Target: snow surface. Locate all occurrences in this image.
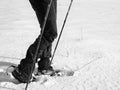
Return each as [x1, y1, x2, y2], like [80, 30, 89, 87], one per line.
[0, 0, 120, 90]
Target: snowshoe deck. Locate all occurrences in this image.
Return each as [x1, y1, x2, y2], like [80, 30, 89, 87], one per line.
[0, 67, 20, 84]
[34, 68, 74, 77]
[32, 69, 74, 82]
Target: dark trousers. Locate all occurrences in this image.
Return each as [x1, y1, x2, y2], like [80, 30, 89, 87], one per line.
[17, 0, 57, 76]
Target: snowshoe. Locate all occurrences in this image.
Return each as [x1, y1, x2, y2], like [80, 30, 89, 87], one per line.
[34, 68, 74, 77]
[0, 65, 20, 84]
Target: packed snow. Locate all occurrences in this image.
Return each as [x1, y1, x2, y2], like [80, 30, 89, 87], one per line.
[0, 0, 120, 90]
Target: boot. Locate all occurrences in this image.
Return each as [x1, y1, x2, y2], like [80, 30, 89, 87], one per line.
[12, 63, 34, 83]
[37, 57, 54, 75]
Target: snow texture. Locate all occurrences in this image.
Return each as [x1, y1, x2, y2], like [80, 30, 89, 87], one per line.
[0, 0, 120, 90]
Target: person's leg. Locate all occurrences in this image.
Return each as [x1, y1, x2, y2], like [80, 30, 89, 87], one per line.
[30, 0, 57, 71]
[37, 0, 57, 71]
[12, 0, 57, 83]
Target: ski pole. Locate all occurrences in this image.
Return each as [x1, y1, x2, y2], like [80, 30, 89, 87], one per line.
[25, 0, 53, 90]
[50, 0, 74, 65]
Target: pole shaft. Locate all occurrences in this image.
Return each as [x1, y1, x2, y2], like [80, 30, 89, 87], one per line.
[50, 0, 74, 64]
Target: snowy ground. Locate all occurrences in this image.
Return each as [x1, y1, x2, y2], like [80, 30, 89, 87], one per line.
[0, 0, 120, 90]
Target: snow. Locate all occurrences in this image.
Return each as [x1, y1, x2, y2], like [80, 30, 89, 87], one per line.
[0, 0, 120, 90]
